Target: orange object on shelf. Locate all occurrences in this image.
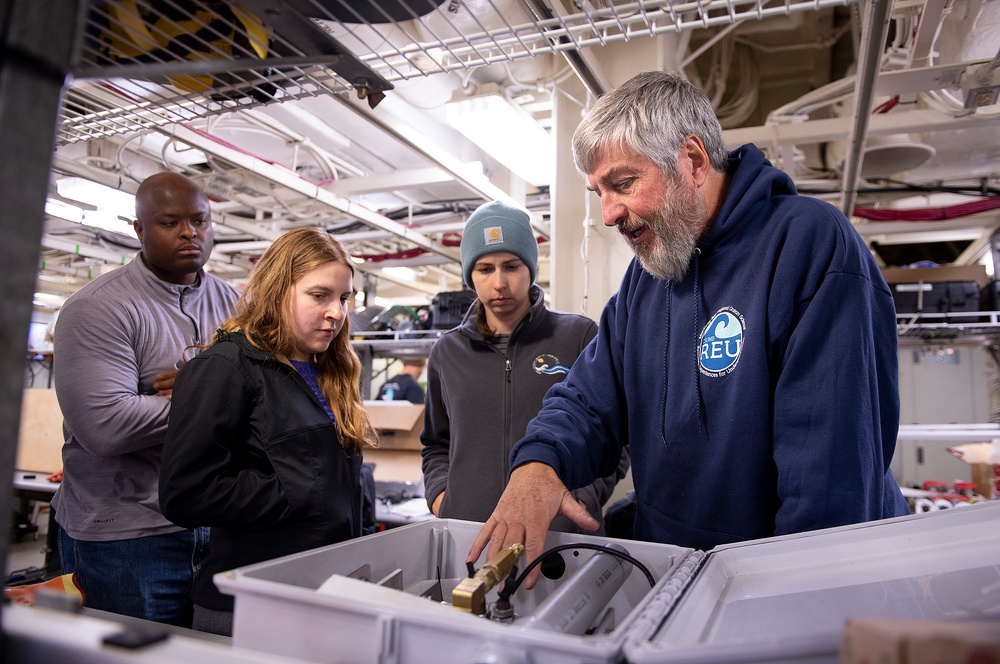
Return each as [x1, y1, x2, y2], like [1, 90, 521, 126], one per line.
[4, 573, 84, 609]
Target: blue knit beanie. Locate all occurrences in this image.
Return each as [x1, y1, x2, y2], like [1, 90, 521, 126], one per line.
[460, 201, 538, 287]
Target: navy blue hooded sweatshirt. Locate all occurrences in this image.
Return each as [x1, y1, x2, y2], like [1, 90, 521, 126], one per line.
[512, 144, 909, 551]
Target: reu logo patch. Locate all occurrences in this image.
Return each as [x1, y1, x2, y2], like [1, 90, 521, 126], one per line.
[698, 307, 744, 377]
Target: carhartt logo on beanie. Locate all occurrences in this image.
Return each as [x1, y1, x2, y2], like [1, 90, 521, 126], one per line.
[461, 201, 538, 287]
[484, 226, 504, 245]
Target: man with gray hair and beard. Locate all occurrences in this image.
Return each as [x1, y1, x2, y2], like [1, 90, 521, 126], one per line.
[469, 70, 909, 587]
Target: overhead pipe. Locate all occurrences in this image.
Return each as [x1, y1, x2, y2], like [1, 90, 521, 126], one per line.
[838, 0, 893, 217]
[158, 122, 455, 261]
[725, 103, 999, 150]
[523, 0, 611, 98]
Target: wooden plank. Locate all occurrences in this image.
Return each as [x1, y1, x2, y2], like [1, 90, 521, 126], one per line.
[16, 388, 64, 473]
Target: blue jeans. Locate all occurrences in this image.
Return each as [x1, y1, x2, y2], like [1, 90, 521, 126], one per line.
[58, 527, 209, 627]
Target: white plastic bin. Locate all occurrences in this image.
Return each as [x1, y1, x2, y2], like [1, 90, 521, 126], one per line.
[217, 519, 687, 664]
[217, 504, 1000, 664]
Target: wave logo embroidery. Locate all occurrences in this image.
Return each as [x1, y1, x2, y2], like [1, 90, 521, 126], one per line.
[699, 307, 745, 377]
[533, 354, 570, 375]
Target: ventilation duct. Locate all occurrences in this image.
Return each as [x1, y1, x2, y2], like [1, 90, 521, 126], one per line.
[828, 133, 936, 179]
[855, 135, 937, 178]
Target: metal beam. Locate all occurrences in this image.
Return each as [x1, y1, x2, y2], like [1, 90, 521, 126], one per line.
[215, 212, 285, 241]
[526, 0, 611, 98]
[839, 0, 893, 216]
[724, 108, 1000, 150]
[327, 167, 458, 196]
[50, 154, 139, 193]
[159, 123, 457, 260]
[876, 59, 989, 97]
[40, 234, 134, 264]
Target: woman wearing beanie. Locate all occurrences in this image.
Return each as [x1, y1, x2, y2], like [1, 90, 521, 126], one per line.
[420, 201, 630, 533]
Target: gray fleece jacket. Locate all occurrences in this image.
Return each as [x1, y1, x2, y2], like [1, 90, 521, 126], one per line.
[420, 285, 630, 532]
[52, 255, 239, 541]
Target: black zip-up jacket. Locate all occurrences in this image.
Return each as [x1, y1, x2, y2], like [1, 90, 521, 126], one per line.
[160, 331, 362, 611]
[421, 286, 630, 532]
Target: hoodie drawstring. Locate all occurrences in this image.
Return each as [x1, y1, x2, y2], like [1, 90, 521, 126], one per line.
[692, 249, 707, 439]
[660, 281, 671, 451]
[661, 249, 709, 450]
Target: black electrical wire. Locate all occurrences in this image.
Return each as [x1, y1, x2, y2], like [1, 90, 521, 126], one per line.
[797, 182, 1000, 198]
[499, 543, 656, 601]
[875, 178, 1000, 197]
[24, 358, 40, 387]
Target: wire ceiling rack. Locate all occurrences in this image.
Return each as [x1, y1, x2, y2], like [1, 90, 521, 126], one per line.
[63, 0, 859, 144]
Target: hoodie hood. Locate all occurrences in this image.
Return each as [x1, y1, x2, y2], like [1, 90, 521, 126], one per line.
[697, 144, 798, 256]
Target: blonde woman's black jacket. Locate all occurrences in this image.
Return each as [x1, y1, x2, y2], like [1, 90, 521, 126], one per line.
[160, 330, 363, 612]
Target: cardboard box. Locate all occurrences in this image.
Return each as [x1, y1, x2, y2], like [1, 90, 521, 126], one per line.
[16, 389, 64, 473]
[363, 400, 424, 451]
[362, 449, 423, 483]
[841, 617, 1000, 664]
[972, 462, 998, 500]
[362, 402, 426, 482]
[945, 443, 998, 500]
[881, 265, 989, 288]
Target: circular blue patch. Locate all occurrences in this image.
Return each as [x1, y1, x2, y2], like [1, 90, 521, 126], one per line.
[698, 307, 745, 377]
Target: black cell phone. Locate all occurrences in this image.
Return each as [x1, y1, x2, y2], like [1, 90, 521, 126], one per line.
[102, 627, 170, 650]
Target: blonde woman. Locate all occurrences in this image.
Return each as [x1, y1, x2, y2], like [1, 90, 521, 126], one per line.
[159, 227, 375, 635]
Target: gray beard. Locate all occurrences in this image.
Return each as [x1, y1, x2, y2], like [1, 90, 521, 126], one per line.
[630, 183, 705, 282]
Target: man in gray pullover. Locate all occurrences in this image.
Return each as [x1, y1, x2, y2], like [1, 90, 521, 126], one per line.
[51, 172, 239, 626]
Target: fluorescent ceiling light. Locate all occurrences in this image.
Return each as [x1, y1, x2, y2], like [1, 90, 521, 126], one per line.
[46, 198, 137, 238]
[445, 92, 553, 186]
[57, 177, 136, 218]
[45, 199, 84, 224]
[33, 292, 68, 308]
[373, 295, 430, 309]
[52, 177, 138, 238]
[380, 266, 419, 282]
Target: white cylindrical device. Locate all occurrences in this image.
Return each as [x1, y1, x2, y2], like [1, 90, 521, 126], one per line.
[518, 543, 633, 635]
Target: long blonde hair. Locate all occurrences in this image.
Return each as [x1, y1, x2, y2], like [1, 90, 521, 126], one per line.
[220, 227, 374, 451]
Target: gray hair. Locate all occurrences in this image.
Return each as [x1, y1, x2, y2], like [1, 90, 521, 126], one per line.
[572, 71, 729, 177]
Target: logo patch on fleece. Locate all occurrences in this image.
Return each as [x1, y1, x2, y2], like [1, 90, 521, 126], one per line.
[484, 226, 504, 245]
[533, 354, 570, 375]
[698, 307, 744, 377]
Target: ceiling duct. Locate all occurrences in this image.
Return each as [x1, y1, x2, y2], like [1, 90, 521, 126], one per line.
[829, 133, 937, 178]
[855, 134, 937, 178]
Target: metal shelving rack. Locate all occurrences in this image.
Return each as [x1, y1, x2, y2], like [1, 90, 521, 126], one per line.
[62, 0, 859, 145]
[897, 311, 1000, 343]
[351, 329, 441, 398]
[351, 329, 441, 356]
